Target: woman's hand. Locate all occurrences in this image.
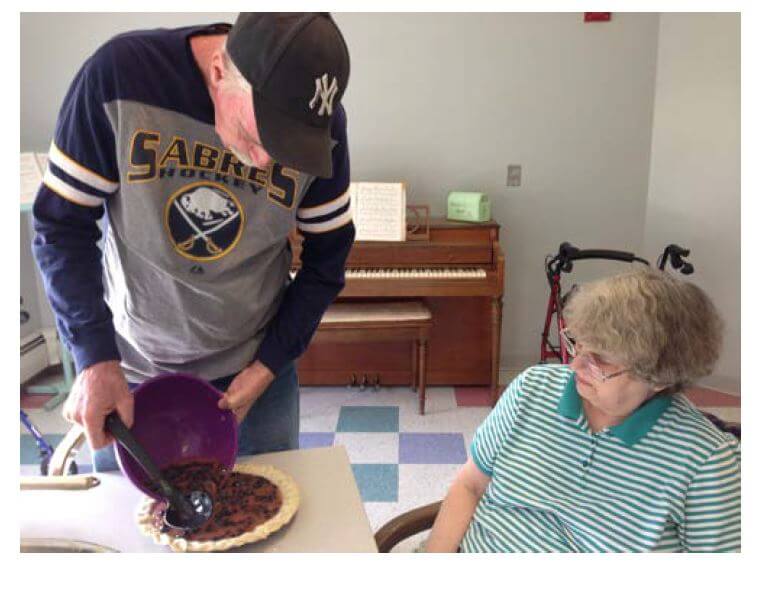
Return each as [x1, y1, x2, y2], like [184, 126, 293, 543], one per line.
[217, 361, 275, 423]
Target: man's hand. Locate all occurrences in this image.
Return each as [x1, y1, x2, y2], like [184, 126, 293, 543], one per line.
[218, 361, 275, 423]
[62, 360, 133, 450]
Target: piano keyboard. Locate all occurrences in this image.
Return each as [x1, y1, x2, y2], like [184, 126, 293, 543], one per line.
[290, 267, 487, 280]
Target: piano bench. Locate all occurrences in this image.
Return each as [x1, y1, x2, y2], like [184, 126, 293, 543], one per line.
[316, 301, 433, 414]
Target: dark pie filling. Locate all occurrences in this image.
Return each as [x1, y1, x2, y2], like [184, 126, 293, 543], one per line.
[145, 460, 283, 542]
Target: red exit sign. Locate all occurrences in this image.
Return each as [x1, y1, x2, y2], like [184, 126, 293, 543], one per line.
[584, 12, 612, 22]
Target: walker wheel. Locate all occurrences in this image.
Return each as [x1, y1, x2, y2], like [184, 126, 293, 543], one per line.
[64, 459, 79, 476]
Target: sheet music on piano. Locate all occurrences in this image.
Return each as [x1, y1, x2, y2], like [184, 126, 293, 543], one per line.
[349, 182, 406, 242]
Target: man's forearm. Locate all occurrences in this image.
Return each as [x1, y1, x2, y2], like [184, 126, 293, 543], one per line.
[255, 222, 354, 374]
[32, 188, 120, 372]
[425, 479, 483, 552]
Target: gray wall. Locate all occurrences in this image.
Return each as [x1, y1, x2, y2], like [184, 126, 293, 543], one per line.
[643, 13, 740, 393]
[20, 13, 739, 389]
[337, 12, 660, 373]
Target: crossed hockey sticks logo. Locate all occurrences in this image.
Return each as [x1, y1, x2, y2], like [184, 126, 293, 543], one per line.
[173, 200, 241, 255]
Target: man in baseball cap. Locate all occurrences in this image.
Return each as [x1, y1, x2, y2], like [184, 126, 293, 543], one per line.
[33, 13, 355, 471]
[226, 13, 350, 178]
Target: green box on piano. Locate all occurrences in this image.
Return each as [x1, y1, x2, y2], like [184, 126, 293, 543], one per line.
[446, 192, 490, 223]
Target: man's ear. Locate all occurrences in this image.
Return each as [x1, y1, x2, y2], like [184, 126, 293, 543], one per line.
[209, 51, 227, 88]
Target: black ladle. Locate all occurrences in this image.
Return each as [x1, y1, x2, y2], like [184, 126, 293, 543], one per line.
[105, 412, 212, 532]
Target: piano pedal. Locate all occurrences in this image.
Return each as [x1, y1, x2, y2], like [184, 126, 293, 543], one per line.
[359, 374, 369, 391]
[348, 374, 357, 389]
[373, 374, 381, 391]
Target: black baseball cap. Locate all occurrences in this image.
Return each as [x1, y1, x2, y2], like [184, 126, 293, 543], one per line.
[226, 13, 350, 178]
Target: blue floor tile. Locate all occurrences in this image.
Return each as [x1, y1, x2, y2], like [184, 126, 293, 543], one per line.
[351, 463, 399, 502]
[20, 434, 65, 465]
[299, 432, 335, 449]
[336, 406, 399, 433]
[399, 433, 467, 464]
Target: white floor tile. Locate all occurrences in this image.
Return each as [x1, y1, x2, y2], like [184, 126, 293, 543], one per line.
[20, 406, 75, 435]
[399, 405, 490, 435]
[298, 408, 340, 432]
[364, 500, 418, 533]
[300, 386, 358, 408]
[422, 387, 458, 413]
[333, 432, 399, 464]
[398, 464, 460, 507]
[304, 386, 454, 409]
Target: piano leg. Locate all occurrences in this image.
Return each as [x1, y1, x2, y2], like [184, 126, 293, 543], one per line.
[491, 297, 503, 405]
[411, 341, 417, 393]
[418, 338, 427, 415]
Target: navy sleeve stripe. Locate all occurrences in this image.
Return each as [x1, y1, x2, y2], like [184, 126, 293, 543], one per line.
[49, 141, 119, 192]
[297, 188, 350, 219]
[48, 162, 114, 199]
[42, 169, 106, 208]
[297, 200, 350, 225]
[297, 212, 353, 234]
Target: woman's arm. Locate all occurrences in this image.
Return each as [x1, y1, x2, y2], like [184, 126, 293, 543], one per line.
[425, 459, 491, 552]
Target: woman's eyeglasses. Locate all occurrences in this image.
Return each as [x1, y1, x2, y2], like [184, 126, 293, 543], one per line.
[560, 328, 630, 383]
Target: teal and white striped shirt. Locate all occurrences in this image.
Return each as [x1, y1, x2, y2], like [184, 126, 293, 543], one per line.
[462, 364, 741, 552]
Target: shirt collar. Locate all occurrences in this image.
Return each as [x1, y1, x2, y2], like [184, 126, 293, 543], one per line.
[557, 371, 672, 446]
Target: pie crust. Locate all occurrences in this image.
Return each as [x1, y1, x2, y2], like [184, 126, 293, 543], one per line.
[135, 462, 300, 552]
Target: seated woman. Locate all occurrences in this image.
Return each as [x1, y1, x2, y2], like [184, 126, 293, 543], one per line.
[426, 267, 740, 552]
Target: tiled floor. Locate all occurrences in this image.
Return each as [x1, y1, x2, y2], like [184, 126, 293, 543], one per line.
[20, 372, 741, 551]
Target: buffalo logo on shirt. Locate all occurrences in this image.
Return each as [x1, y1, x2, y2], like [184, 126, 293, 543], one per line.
[164, 182, 245, 262]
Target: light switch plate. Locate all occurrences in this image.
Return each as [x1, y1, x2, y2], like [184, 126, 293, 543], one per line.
[507, 165, 522, 187]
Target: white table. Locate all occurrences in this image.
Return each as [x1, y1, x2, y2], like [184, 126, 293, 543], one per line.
[19, 446, 377, 552]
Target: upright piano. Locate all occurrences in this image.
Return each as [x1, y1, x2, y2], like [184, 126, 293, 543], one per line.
[292, 218, 505, 395]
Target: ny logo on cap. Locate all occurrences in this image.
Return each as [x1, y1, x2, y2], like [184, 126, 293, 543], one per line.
[309, 73, 338, 116]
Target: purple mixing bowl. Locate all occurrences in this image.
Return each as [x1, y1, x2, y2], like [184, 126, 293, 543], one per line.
[115, 372, 237, 499]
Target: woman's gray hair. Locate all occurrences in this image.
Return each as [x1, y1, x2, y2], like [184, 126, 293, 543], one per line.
[563, 266, 723, 393]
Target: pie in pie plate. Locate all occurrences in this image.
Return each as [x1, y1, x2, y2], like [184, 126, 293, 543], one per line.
[135, 461, 300, 552]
